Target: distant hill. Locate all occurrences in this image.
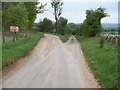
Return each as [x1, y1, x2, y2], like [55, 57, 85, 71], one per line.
[102, 23, 118, 30]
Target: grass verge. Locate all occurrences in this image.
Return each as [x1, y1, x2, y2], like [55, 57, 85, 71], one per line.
[58, 35, 69, 42]
[77, 36, 118, 88]
[2, 32, 44, 68]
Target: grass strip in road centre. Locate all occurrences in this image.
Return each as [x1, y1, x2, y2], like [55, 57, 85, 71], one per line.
[77, 37, 118, 88]
[58, 35, 69, 42]
[2, 32, 44, 68]
[38, 32, 69, 42]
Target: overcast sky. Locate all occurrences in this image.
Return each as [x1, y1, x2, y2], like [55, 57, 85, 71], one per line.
[34, 0, 119, 23]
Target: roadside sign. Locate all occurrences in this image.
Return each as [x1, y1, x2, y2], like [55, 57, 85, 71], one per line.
[10, 26, 19, 32]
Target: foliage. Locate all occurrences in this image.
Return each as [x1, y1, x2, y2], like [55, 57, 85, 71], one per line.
[2, 3, 29, 30]
[38, 18, 54, 32]
[24, 2, 37, 31]
[57, 17, 68, 35]
[80, 7, 109, 37]
[2, 2, 18, 10]
[36, 2, 47, 13]
[2, 32, 44, 68]
[2, 2, 46, 42]
[51, 0, 63, 32]
[24, 2, 46, 31]
[65, 23, 81, 35]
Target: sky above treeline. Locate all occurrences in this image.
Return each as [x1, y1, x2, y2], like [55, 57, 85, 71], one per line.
[34, 0, 119, 23]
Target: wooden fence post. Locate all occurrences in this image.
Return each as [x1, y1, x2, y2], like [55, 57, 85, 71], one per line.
[2, 27, 5, 43]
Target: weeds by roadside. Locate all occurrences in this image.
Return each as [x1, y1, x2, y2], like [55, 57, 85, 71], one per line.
[77, 36, 118, 88]
[2, 32, 44, 68]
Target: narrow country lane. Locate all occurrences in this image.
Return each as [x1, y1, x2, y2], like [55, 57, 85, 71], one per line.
[2, 34, 99, 88]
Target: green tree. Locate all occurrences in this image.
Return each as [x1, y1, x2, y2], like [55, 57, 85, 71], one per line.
[24, 2, 46, 31]
[2, 2, 46, 40]
[3, 3, 29, 41]
[81, 7, 109, 37]
[3, 3, 29, 30]
[58, 17, 68, 35]
[2, 2, 14, 43]
[65, 23, 81, 35]
[38, 18, 53, 32]
[2, 2, 20, 29]
[24, 2, 37, 31]
[51, 0, 63, 33]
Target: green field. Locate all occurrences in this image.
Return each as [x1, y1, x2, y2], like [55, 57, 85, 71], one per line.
[77, 36, 118, 88]
[2, 32, 44, 68]
[103, 31, 118, 35]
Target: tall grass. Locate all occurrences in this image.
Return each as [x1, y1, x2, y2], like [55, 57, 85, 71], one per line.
[2, 32, 44, 68]
[77, 37, 118, 88]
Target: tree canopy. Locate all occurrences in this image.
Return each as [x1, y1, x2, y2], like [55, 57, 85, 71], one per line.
[58, 17, 68, 35]
[3, 3, 29, 30]
[24, 2, 37, 30]
[80, 7, 109, 37]
[2, 2, 46, 31]
[38, 18, 54, 32]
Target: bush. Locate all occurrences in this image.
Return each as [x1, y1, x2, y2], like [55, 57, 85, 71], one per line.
[38, 18, 54, 32]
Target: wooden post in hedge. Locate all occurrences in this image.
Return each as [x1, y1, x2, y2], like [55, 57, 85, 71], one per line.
[13, 32, 15, 42]
[2, 27, 5, 43]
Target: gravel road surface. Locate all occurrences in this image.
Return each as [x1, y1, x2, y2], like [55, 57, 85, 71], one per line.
[2, 34, 99, 88]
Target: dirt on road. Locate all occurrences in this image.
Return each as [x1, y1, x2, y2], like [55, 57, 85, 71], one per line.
[2, 34, 100, 88]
